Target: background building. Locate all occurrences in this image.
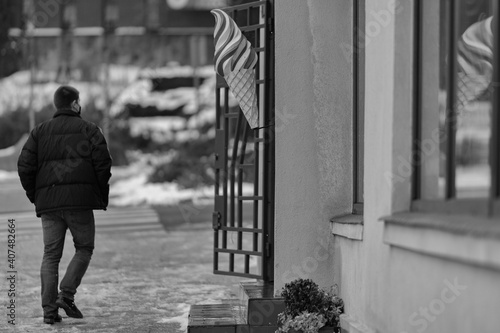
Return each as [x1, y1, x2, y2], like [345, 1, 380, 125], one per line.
[1, 0, 231, 80]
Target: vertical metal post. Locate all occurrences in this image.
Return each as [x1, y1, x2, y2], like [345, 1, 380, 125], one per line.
[255, 1, 263, 279]
[102, 44, 110, 141]
[445, 0, 457, 199]
[101, 0, 117, 142]
[190, 35, 201, 114]
[490, 1, 500, 208]
[102, 43, 110, 142]
[223, 88, 229, 250]
[214, 85, 221, 271]
[253, 129, 259, 254]
[352, 0, 359, 205]
[57, 2, 66, 83]
[229, 114, 242, 272]
[412, 0, 422, 200]
[56, 0, 75, 83]
[28, 37, 35, 130]
[230, 114, 242, 228]
[24, 0, 36, 130]
[238, 123, 249, 273]
[262, 0, 274, 281]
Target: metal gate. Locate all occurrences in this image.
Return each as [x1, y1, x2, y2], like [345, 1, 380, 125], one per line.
[213, 0, 274, 281]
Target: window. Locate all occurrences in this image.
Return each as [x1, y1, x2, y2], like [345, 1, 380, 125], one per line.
[330, 0, 364, 240]
[414, 0, 499, 216]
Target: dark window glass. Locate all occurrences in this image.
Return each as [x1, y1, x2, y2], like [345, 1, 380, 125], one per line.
[418, 0, 496, 205]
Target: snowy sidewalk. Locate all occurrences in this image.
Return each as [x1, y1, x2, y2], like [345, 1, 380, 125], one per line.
[0, 209, 244, 332]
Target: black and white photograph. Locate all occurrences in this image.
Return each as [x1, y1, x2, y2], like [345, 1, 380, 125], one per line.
[0, 0, 498, 332]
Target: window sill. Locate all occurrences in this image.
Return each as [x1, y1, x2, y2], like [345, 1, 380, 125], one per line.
[381, 212, 500, 270]
[330, 214, 363, 241]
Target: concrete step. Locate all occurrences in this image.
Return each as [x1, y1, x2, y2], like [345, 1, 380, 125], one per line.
[188, 303, 246, 333]
[188, 282, 285, 333]
[240, 281, 285, 326]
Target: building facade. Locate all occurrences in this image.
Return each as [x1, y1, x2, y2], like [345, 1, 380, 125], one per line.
[273, 0, 500, 332]
[3, 0, 230, 79]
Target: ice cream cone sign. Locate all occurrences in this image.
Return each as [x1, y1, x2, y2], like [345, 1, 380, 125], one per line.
[211, 9, 259, 129]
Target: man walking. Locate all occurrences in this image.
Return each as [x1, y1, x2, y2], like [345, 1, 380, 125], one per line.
[17, 85, 112, 325]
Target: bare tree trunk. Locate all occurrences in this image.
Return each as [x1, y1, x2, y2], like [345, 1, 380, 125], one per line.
[0, 0, 21, 78]
[0, 0, 10, 77]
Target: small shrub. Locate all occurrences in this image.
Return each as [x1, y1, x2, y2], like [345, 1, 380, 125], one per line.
[0, 102, 102, 149]
[0, 105, 55, 149]
[148, 136, 215, 188]
[277, 278, 344, 333]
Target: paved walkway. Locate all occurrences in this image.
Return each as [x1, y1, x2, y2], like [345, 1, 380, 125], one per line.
[0, 194, 245, 332]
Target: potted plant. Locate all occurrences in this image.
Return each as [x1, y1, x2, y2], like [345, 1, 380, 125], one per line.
[276, 278, 344, 333]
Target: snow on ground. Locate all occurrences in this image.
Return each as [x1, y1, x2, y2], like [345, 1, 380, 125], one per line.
[110, 173, 253, 207]
[0, 63, 227, 117]
[129, 116, 186, 136]
[109, 152, 253, 207]
[0, 66, 139, 115]
[0, 170, 18, 181]
[110, 172, 214, 207]
[0, 64, 231, 147]
[156, 304, 191, 331]
[108, 64, 226, 118]
[0, 145, 16, 158]
[128, 115, 216, 143]
[1, 64, 248, 207]
[7, 216, 245, 333]
[109, 152, 212, 207]
[139, 64, 215, 79]
[187, 107, 216, 129]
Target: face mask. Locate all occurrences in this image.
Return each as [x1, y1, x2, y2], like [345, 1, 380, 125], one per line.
[74, 102, 81, 115]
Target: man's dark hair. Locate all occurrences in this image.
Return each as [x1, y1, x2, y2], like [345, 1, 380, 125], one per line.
[53, 85, 80, 109]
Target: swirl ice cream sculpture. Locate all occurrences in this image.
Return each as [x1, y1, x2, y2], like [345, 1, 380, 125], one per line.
[457, 16, 494, 110]
[211, 9, 259, 129]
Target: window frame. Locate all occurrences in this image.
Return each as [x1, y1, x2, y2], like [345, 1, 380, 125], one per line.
[412, 0, 500, 218]
[330, 0, 364, 239]
[353, 0, 365, 215]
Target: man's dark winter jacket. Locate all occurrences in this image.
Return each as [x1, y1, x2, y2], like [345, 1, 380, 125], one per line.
[17, 108, 112, 217]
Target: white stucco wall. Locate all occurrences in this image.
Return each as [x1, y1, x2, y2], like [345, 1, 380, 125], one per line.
[274, 0, 353, 290]
[274, 0, 500, 332]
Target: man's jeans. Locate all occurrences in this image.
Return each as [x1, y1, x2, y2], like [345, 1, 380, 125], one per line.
[40, 210, 95, 316]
